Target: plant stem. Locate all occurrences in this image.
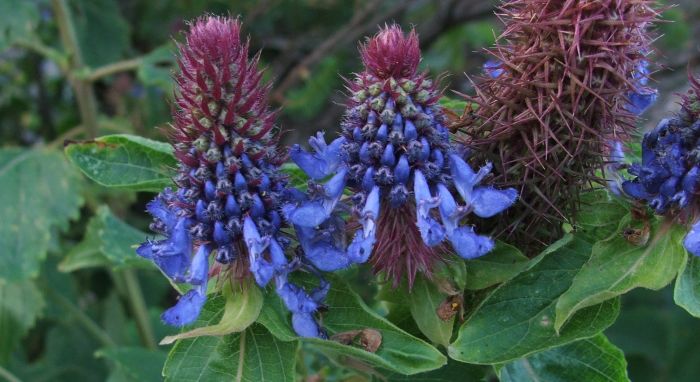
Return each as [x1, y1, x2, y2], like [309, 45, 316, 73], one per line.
[51, 0, 99, 138]
[48, 289, 117, 348]
[120, 270, 158, 350]
[0, 365, 22, 382]
[85, 57, 143, 82]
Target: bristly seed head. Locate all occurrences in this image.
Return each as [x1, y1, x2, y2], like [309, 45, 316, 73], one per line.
[457, 0, 659, 251]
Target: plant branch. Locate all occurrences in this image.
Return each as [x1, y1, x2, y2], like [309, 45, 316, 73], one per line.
[0, 365, 22, 382]
[118, 270, 158, 350]
[51, 0, 100, 138]
[83, 57, 143, 82]
[48, 289, 117, 348]
[270, 0, 383, 103]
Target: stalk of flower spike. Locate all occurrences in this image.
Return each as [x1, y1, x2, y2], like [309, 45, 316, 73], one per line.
[286, 25, 517, 287]
[458, 0, 659, 250]
[136, 16, 328, 338]
[621, 74, 700, 256]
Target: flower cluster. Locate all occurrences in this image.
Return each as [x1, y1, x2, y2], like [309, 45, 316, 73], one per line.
[137, 17, 328, 337]
[460, 0, 658, 249]
[621, 76, 700, 256]
[286, 26, 517, 286]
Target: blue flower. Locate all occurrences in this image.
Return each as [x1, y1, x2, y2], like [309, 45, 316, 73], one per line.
[286, 25, 518, 286]
[136, 16, 332, 337]
[625, 61, 657, 116]
[684, 220, 700, 257]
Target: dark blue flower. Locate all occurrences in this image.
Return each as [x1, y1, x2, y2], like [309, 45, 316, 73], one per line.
[136, 17, 332, 337]
[286, 25, 518, 286]
[621, 75, 700, 257]
[625, 61, 657, 115]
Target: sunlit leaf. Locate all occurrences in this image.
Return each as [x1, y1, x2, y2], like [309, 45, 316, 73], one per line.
[65, 134, 175, 192]
[0, 148, 83, 281]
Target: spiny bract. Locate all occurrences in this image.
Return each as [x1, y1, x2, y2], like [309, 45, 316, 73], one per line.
[458, 0, 658, 250]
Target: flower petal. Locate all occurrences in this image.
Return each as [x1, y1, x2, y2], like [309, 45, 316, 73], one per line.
[161, 287, 207, 327]
[187, 244, 210, 285]
[684, 220, 700, 257]
[289, 133, 345, 180]
[413, 170, 444, 246]
[448, 227, 495, 260]
[470, 187, 518, 218]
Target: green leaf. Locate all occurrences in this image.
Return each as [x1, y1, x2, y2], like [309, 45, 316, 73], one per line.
[438, 97, 469, 115]
[59, 217, 110, 272]
[407, 274, 454, 347]
[0, 148, 83, 281]
[674, 255, 700, 318]
[465, 241, 529, 290]
[59, 206, 152, 271]
[384, 359, 487, 381]
[65, 134, 176, 192]
[160, 282, 263, 345]
[554, 217, 686, 331]
[498, 334, 629, 382]
[449, 234, 620, 364]
[0, 280, 44, 362]
[280, 162, 308, 190]
[258, 275, 447, 375]
[137, 44, 175, 93]
[73, 0, 130, 67]
[575, 190, 629, 238]
[163, 295, 297, 382]
[606, 287, 700, 382]
[0, 1, 39, 51]
[96, 347, 167, 382]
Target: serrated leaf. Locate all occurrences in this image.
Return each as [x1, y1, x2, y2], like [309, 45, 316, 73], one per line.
[160, 282, 263, 345]
[257, 275, 447, 375]
[465, 241, 529, 290]
[674, 255, 700, 318]
[554, 217, 686, 331]
[163, 295, 297, 382]
[408, 274, 454, 347]
[65, 134, 176, 192]
[449, 234, 620, 364]
[0, 148, 83, 281]
[59, 205, 152, 271]
[0, 280, 44, 362]
[96, 347, 167, 382]
[498, 334, 629, 382]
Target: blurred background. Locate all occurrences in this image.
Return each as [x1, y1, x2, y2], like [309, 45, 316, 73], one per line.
[0, 0, 698, 381]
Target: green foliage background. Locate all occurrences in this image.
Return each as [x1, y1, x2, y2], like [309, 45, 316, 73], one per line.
[0, 0, 699, 381]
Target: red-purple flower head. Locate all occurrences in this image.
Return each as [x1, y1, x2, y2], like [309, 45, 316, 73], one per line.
[137, 16, 329, 338]
[458, 0, 659, 249]
[286, 25, 517, 287]
[359, 24, 420, 80]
